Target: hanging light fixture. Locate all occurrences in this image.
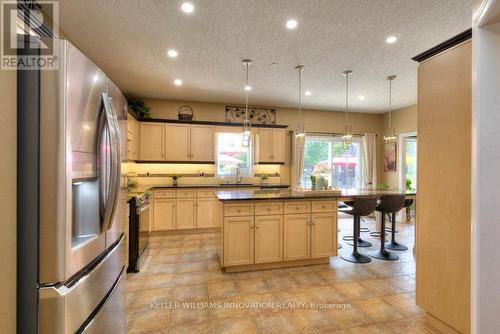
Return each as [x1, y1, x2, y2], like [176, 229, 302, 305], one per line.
[342, 70, 353, 149]
[384, 75, 398, 144]
[241, 58, 253, 147]
[295, 65, 306, 142]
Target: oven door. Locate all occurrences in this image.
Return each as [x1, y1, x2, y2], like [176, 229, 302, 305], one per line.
[137, 202, 151, 260]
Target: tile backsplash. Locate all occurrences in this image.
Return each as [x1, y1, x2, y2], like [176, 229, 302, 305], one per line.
[126, 162, 283, 187]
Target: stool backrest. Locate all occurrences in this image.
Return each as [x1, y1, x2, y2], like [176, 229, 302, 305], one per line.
[377, 194, 406, 213]
[351, 196, 378, 216]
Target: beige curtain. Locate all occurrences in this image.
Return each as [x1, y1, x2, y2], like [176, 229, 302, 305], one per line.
[291, 132, 305, 190]
[362, 133, 377, 188]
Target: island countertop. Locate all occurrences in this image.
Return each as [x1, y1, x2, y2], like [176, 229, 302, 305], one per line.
[215, 189, 416, 201]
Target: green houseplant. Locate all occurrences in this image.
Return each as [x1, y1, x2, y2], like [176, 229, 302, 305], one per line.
[260, 175, 269, 184]
[127, 97, 151, 119]
[309, 175, 316, 190]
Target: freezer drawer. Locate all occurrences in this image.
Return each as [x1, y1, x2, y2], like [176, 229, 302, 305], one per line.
[39, 235, 125, 334]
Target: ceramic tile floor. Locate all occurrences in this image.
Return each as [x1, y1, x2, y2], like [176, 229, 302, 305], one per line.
[126, 216, 445, 333]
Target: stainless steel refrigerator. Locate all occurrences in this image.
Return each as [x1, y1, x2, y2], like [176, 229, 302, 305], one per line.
[33, 39, 127, 333]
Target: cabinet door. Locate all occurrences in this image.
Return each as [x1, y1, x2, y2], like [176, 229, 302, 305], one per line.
[196, 198, 216, 228]
[310, 213, 337, 258]
[126, 117, 139, 160]
[271, 129, 285, 162]
[283, 214, 310, 261]
[255, 215, 283, 264]
[165, 124, 190, 161]
[223, 216, 254, 266]
[191, 125, 214, 162]
[176, 198, 196, 229]
[140, 122, 164, 160]
[153, 199, 176, 231]
[257, 128, 272, 162]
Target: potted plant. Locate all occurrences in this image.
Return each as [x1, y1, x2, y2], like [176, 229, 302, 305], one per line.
[309, 175, 316, 190]
[127, 97, 151, 119]
[260, 174, 269, 185]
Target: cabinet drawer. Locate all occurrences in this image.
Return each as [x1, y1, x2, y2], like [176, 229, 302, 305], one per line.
[224, 203, 254, 216]
[284, 201, 310, 214]
[255, 202, 284, 215]
[197, 189, 216, 198]
[311, 200, 337, 213]
[177, 189, 197, 198]
[154, 189, 176, 199]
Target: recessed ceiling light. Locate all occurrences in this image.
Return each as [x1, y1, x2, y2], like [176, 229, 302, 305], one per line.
[181, 2, 194, 13]
[244, 85, 252, 91]
[174, 79, 183, 86]
[286, 19, 298, 29]
[305, 91, 312, 96]
[167, 49, 178, 58]
[358, 95, 365, 101]
[386, 36, 397, 44]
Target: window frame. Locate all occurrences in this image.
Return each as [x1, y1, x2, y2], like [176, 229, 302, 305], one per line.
[301, 135, 364, 190]
[215, 132, 253, 177]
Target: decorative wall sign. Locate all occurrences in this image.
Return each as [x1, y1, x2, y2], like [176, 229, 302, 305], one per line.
[225, 105, 276, 124]
[384, 142, 397, 172]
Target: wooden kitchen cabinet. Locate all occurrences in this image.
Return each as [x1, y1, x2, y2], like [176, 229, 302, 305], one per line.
[254, 215, 283, 264]
[223, 216, 255, 266]
[257, 128, 285, 163]
[310, 213, 336, 258]
[165, 124, 190, 161]
[126, 115, 140, 160]
[153, 199, 176, 231]
[283, 214, 310, 261]
[176, 198, 196, 229]
[191, 125, 215, 162]
[139, 122, 164, 160]
[196, 197, 216, 228]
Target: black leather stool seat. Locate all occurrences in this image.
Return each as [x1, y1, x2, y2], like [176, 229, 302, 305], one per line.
[340, 196, 378, 264]
[341, 201, 372, 247]
[369, 195, 405, 261]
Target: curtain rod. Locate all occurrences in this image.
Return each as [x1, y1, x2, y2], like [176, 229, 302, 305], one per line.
[287, 131, 377, 137]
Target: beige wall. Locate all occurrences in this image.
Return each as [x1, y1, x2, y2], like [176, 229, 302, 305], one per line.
[144, 99, 386, 185]
[380, 105, 418, 188]
[0, 70, 17, 333]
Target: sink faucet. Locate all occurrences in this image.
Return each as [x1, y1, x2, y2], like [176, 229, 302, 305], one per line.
[235, 167, 242, 184]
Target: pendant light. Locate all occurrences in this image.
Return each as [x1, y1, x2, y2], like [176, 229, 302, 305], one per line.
[241, 58, 253, 147]
[383, 75, 398, 144]
[341, 70, 353, 150]
[295, 65, 305, 142]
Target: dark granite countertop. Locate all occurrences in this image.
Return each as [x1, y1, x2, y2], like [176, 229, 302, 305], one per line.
[215, 189, 417, 202]
[127, 184, 290, 201]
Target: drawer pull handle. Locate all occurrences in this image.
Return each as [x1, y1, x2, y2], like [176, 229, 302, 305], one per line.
[295, 206, 299, 210]
[322, 205, 326, 208]
[267, 208, 271, 211]
[237, 209, 241, 212]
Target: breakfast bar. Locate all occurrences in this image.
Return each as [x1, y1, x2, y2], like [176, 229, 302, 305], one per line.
[215, 189, 416, 272]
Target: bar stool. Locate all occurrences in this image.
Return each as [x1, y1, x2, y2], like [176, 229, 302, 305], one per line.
[340, 196, 378, 264]
[368, 195, 405, 261]
[341, 201, 372, 247]
[385, 200, 412, 251]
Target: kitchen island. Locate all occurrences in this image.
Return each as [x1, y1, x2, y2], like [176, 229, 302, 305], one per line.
[215, 189, 416, 272]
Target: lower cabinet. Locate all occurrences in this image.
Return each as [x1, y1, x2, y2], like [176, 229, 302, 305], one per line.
[310, 213, 337, 258]
[254, 215, 283, 264]
[196, 198, 216, 228]
[283, 214, 311, 261]
[176, 198, 196, 229]
[153, 199, 176, 230]
[223, 216, 254, 266]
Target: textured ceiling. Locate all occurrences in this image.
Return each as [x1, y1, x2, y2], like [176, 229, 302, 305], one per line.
[56, 0, 471, 113]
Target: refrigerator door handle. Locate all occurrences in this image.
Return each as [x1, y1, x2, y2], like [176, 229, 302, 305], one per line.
[98, 93, 119, 232]
[103, 95, 121, 232]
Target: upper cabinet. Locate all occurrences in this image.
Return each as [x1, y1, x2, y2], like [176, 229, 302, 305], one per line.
[165, 124, 190, 161]
[140, 122, 165, 160]
[191, 125, 215, 162]
[257, 128, 285, 163]
[126, 115, 140, 160]
[139, 122, 215, 162]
